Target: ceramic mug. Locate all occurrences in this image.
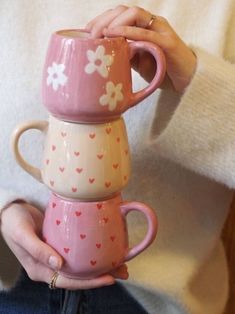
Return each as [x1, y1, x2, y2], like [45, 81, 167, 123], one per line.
[42, 29, 166, 123]
[42, 192, 158, 279]
[11, 115, 131, 200]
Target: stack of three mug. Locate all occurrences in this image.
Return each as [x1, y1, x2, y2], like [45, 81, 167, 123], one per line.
[12, 29, 166, 279]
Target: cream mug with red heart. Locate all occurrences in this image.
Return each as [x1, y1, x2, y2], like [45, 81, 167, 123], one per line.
[42, 29, 166, 123]
[11, 115, 130, 200]
[43, 192, 158, 279]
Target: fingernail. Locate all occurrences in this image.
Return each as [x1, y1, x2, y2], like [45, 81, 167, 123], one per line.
[49, 256, 60, 269]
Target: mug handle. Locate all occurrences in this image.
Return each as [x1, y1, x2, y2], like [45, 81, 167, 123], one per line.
[11, 120, 48, 182]
[120, 201, 158, 262]
[128, 41, 166, 107]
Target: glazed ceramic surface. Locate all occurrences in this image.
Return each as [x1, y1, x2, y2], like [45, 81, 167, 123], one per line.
[12, 115, 130, 200]
[42, 193, 158, 279]
[42, 29, 166, 122]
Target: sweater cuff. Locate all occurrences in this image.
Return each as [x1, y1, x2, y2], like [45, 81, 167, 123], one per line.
[150, 47, 235, 188]
[0, 188, 27, 217]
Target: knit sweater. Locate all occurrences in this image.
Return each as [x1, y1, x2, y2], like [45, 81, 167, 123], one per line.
[1, 1, 235, 313]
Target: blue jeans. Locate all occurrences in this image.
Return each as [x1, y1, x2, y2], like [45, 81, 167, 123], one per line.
[0, 270, 148, 314]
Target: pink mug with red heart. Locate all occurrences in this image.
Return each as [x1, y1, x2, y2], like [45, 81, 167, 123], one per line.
[42, 192, 158, 279]
[42, 29, 166, 123]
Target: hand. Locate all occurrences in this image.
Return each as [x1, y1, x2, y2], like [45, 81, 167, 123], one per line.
[0, 202, 128, 290]
[86, 5, 197, 92]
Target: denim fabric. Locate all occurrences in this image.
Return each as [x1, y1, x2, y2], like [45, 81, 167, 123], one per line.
[0, 270, 148, 314]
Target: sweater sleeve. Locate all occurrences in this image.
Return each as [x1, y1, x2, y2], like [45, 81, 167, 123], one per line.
[150, 47, 235, 189]
[0, 189, 28, 290]
[0, 188, 26, 216]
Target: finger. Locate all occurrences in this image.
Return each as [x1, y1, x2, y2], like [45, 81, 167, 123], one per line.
[103, 26, 171, 51]
[107, 6, 152, 29]
[13, 224, 63, 270]
[7, 239, 115, 289]
[85, 9, 113, 30]
[86, 5, 128, 38]
[110, 264, 129, 280]
[55, 273, 115, 290]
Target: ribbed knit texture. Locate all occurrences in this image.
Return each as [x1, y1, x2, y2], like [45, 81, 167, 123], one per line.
[0, 1, 235, 313]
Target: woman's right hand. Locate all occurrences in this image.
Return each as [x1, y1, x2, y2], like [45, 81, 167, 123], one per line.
[0, 202, 128, 289]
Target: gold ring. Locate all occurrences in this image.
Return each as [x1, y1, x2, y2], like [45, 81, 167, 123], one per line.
[146, 15, 156, 29]
[49, 271, 59, 289]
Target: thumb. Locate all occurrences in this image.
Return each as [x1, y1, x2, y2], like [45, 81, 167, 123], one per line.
[17, 224, 63, 270]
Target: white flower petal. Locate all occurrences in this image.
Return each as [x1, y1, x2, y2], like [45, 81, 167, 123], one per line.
[97, 65, 108, 78]
[96, 45, 105, 58]
[52, 80, 59, 91]
[99, 94, 109, 106]
[87, 50, 96, 62]
[104, 55, 114, 66]
[116, 83, 123, 92]
[47, 66, 54, 75]
[52, 62, 58, 70]
[116, 91, 124, 102]
[59, 73, 68, 85]
[106, 81, 115, 95]
[85, 63, 96, 74]
[108, 98, 117, 111]
[57, 63, 66, 72]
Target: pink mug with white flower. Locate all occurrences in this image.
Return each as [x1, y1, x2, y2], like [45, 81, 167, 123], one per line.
[42, 29, 166, 123]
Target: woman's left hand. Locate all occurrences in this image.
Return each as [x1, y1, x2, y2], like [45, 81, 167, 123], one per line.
[86, 5, 197, 92]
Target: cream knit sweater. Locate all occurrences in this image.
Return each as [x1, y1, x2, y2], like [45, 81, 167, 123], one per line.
[1, 1, 235, 313]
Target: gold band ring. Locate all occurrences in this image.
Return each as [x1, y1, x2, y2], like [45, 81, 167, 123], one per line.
[49, 271, 59, 289]
[146, 15, 156, 29]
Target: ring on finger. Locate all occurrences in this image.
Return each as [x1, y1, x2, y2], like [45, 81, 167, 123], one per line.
[49, 271, 59, 289]
[146, 15, 157, 29]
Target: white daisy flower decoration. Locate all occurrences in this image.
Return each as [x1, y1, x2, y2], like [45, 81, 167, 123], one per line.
[85, 45, 113, 78]
[99, 81, 123, 111]
[46, 62, 68, 91]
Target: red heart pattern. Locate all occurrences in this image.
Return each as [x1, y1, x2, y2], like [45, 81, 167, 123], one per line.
[89, 133, 96, 139]
[44, 194, 129, 278]
[96, 203, 102, 209]
[105, 128, 111, 134]
[76, 168, 83, 173]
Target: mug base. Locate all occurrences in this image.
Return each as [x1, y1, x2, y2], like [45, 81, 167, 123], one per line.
[51, 112, 122, 124]
[58, 269, 112, 280]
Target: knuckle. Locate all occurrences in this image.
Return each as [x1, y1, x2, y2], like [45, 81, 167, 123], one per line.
[158, 16, 168, 24]
[164, 33, 179, 51]
[11, 227, 24, 243]
[115, 5, 128, 11]
[130, 6, 144, 17]
[25, 265, 38, 281]
[30, 246, 46, 263]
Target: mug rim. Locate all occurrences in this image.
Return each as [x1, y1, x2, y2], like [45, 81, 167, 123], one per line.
[54, 28, 125, 42]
